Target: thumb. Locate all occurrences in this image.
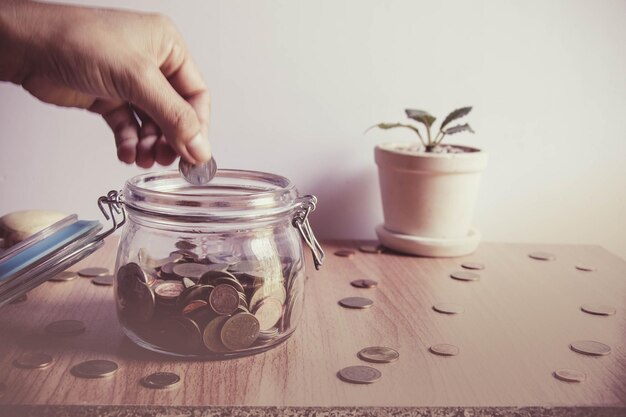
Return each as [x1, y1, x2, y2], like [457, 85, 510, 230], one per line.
[125, 63, 211, 164]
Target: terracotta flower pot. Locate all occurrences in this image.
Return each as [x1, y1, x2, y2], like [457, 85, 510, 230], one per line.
[374, 142, 488, 256]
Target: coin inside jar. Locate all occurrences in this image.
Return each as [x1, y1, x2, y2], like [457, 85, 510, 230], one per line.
[179, 157, 217, 186]
[209, 284, 240, 315]
[220, 313, 260, 350]
[141, 372, 181, 389]
[252, 297, 283, 331]
[154, 281, 185, 302]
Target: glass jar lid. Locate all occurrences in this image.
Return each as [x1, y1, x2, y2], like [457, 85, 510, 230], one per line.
[123, 169, 301, 222]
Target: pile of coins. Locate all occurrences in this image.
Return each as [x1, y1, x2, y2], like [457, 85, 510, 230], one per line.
[116, 241, 303, 356]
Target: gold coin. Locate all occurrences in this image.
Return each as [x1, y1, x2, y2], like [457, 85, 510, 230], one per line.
[182, 300, 208, 315]
[45, 320, 86, 337]
[209, 284, 240, 315]
[575, 264, 596, 272]
[338, 297, 373, 309]
[432, 303, 464, 315]
[13, 352, 54, 369]
[580, 304, 616, 316]
[570, 340, 611, 356]
[78, 267, 110, 278]
[350, 279, 378, 289]
[554, 369, 586, 383]
[249, 283, 286, 312]
[450, 271, 480, 282]
[252, 297, 283, 331]
[334, 249, 356, 258]
[338, 365, 381, 384]
[202, 316, 229, 353]
[49, 271, 77, 282]
[528, 251, 556, 261]
[91, 275, 114, 286]
[430, 344, 460, 356]
[358, 245, 383, 254]
[357, 346, 399, 363]
[461, 262, 484, 270]
[141, 372, 181, 389]
[220, 313, 260, 350]
[118, 273, 155, 322]
[71, 359, 118, 378]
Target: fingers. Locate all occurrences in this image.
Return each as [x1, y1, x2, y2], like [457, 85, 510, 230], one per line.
[134, 110, 177, 167]
[94, 101, 140, 164]
[125, 62, 210, 164]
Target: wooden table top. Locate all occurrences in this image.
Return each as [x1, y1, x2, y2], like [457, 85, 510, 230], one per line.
[0, 238, 625, 416]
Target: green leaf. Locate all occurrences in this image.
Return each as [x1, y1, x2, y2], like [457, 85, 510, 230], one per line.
[440, 106, 472, 130]
[365, 122, 426, 146]
[443, 123, 474, 135]
[405, 109, 436, 128]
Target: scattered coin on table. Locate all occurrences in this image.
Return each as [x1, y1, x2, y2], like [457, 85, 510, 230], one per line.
[13, 352, 54, 369]
[45, 320, 86, 337]
[461, 262, 485, 270]
[580, 304, 616, 316]
[10, 293, 27, 304]
[429, 344, 460, 356]
[179, 157, 218, 185]
[553, 369, 586, 383]
[432, 303, 465, 315]
[49, 271, 77, 282]
[575, 264, 596, 272]
[334, 249, 356, 258]
[450, 271, 480, 282]
[71, 359, 119, 379]
[357, 346, 399, 364]
[141, 372, 181, 389]
[338, 365, 382, 384]
[528, 252, 556, 261]
[78, 267, 110, 278]
[92, 275, 114, 286]
[358, 244, 384, 254]
[339, 297, 374, 309]
[350, 279, 378, 289]
[570, 340, 611, 356]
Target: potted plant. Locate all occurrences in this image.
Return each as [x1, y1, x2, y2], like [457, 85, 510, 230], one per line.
[369, 107, 488, 257]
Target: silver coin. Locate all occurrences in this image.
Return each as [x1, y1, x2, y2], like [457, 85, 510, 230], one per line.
[357, 346, 399, 364]
[432, 303, 464, 315]
[450, 271, 480, 282]
[570, 340, 611, 356]
[338, 365, 382, 384]
[71, 359, 118, 378]
[350, 279, 378, 289]
[78, 267, 110, 278]
[430, 344, 460, 356]
[554, 369, 586, 383]
[13, 352, 54, 369]
[49, 271, 77, 282]
[141, 372, 181, 389]
[92, 275, 114, 286]
[338, 297, 374, 309]
[179, 157, 217, 186]
[45, 320, 86, 337]
[528, 251, 556, 261]
[575, 264, 596, 272]
[461, 262, 484, 271]
[173, 263, 212, 279]
[580, 304, 616, 316]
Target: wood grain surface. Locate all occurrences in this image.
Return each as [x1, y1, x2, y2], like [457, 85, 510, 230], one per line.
[0, 238, 625, 409]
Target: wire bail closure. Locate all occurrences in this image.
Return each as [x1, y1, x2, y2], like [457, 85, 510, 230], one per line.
[293, 195, 325, 270]
[96, 190, 126, 239]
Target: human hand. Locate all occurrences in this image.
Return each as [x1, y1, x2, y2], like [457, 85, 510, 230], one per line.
[0, 0, 210, 167]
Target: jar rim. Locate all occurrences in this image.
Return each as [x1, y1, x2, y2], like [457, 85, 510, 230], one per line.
[123, 169, 301, 222]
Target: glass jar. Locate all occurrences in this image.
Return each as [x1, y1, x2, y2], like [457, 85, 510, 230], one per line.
[113, 169, 323, 359]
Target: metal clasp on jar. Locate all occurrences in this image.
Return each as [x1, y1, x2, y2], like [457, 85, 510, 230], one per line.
[96, 190, 126, 239]
[292, 195, 324, 270]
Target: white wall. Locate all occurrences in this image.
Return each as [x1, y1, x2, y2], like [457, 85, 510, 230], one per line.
[1, 0, 625, 258]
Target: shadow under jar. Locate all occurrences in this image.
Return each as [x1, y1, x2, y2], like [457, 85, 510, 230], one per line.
[114, 169, 323, 359]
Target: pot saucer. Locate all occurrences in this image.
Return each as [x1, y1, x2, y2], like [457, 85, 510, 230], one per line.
[375, 224, 481, 257]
